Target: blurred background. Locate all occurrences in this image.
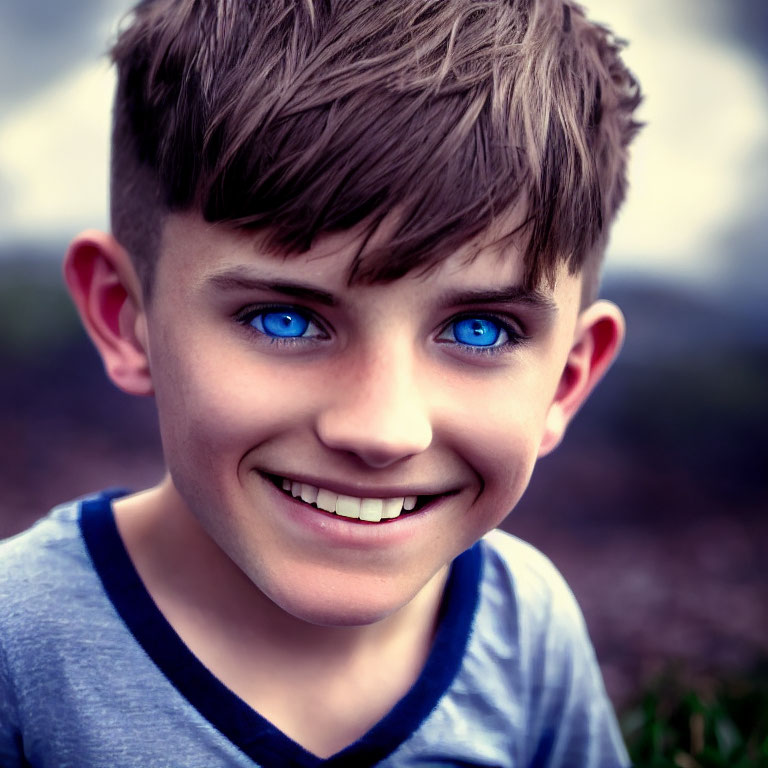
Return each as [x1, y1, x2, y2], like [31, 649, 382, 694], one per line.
[1, 0, 766, 751]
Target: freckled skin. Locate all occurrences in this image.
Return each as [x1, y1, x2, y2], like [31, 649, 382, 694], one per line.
[130, 211, 591, 627]
[63, 195, 623, 755]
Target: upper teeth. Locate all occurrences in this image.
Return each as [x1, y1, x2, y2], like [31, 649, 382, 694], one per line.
[282, 478, 418, 522]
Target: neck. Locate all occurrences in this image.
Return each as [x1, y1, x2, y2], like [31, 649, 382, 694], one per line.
[114, 477, 451, 757]
[113, 476, 449, 666]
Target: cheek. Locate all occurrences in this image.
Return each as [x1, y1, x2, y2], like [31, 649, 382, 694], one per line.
[472, 421, 538, 505]
[464, 425, 542, 540]
[150, 338, 315, 473]
[440, 374, 555, 518]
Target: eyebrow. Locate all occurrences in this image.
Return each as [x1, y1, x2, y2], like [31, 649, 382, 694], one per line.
[206, 268, 557, 314]
[205, 270, 338, 307]
[439, 285, 559, 314]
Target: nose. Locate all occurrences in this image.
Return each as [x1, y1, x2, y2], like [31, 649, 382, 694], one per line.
[314, 347, 433, 469]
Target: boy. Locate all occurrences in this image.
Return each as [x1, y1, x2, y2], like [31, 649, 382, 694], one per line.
[0, 0, 641, 765]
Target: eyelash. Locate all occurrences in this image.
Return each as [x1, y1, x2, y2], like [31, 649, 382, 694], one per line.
[234, 305, 328, 348]
[437, 313, 528, 357]
[234, 305, 527, 356]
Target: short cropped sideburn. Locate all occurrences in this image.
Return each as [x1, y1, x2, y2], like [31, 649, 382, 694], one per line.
[110, 0, 642, 295]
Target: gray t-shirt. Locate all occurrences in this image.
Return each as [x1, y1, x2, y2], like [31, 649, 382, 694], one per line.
[0, 490, 629, 767]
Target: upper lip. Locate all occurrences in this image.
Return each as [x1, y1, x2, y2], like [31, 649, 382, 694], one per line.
[258, 470, 455, 499]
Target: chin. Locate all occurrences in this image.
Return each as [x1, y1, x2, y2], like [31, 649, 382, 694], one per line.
[280, 586, 406, 627]
[286, 604, 395, 628]
[259, 570, 421, 628]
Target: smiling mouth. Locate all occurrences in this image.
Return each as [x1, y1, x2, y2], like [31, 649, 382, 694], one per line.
[266, 474, 442, 523]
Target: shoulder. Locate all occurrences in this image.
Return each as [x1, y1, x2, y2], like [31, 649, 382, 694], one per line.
[415, 533, 628, 766]
[480, 527, 567, 585]
[474, 529, 598, 705]
[0, 498, 86, 593]
[471, 529, 592, 682]
[478, 528, 587, 638]
[0, 497, 99, 763]
[466, 529, 629, 767]
[0, 493, 113, 648]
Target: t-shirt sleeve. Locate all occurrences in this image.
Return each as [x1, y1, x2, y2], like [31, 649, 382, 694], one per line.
[524, 597, 629, 768]
[484, 530, 630, 768]
[0, 635, 25, 768]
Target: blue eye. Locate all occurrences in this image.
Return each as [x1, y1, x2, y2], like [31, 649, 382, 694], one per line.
[256, 310, 310, 337]
[243, 307, 325, 341]
[436, 314, 526, 356]
[451, 317, 505, 347]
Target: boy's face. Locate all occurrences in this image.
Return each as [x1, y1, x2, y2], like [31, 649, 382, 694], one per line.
[134, 213, 591, 626]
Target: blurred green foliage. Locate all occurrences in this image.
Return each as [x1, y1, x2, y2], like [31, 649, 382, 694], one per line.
[622, 665, 768, 768]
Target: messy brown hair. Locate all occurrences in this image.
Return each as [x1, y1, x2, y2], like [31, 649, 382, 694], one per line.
[110, 0, 642, 298]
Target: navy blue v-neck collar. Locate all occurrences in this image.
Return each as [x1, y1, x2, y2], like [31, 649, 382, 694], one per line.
[79, 490, 483, 768]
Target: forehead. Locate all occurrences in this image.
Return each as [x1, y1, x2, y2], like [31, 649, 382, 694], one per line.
[154, 212, 581, 312]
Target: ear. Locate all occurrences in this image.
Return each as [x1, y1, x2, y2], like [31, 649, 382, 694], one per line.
[63, 230, 153, 396]
[538, 300, 624, 457]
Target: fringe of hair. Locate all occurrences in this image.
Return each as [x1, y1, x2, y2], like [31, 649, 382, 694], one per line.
[110, 0, 642, 295]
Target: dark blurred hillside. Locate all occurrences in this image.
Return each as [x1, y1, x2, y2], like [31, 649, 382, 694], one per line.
[0, 248, 164, 534]
[516, 278, 768, 527]
[511, 280, 767, 701]
[1, 251, 766, 703]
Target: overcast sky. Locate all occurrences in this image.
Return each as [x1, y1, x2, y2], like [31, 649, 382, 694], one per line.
[1, 0, 767, 295]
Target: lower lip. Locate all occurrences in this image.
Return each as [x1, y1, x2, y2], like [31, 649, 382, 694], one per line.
[260, 475, 447, 549]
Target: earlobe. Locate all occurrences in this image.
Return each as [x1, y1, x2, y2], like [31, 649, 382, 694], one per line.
[538, 300, 624, 456]
[63, 231, 154, 396]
